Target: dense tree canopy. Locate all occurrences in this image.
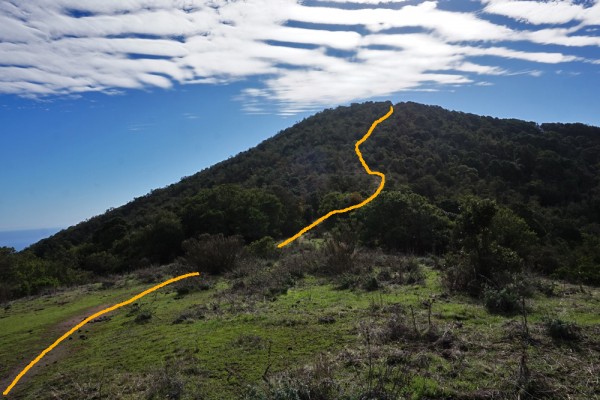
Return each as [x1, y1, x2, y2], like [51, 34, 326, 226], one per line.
[3, 100, 596, 300]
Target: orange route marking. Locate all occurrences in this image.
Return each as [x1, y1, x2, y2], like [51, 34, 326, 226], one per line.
[2, 272, 200, 396]
[277, 105, 394, 248]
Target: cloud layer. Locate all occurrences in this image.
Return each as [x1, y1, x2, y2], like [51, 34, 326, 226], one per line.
[0, 0, 598, 113]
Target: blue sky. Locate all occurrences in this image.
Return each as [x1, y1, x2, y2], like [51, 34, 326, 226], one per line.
[1, 0, 599, 240]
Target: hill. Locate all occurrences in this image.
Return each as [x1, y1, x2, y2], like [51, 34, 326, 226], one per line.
[1, 101, 600, 399]
[2, 257, 599, 399]
[1, 101, 600, 299]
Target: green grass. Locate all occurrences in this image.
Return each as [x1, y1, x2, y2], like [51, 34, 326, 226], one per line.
[1, 266, 599, 399]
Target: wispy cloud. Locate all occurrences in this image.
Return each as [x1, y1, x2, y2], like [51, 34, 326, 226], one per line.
[128, 122, 154, 132]
[0, 0, 597, 113]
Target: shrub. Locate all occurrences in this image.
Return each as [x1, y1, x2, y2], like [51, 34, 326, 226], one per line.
[182, 234, 244, 274]
[335, 274, 361, 290]
[146, 361, 186, 400]
[278, 248, 323, 279]
[134, 309, 153, 324]
[402, 257, 426, 284]
[237, 262, 296, 299]
[174, 277, 213, 298]
[362, 275, 380, 291]
[321, 237, 355, 275]
[441, 251, 478, 295]
[173, 306, 207, 324]
[443, 197, 535, 297]
[135, 266, 164, 284]
[382, 316, 416, 343]
[244, 355, 342, 400]
[543, 318, 581, 341]
[534, 280, 557, 297]
[81, 251, 120, 274]
[248, 236, 280, 259]
[483, 286, 521, 315]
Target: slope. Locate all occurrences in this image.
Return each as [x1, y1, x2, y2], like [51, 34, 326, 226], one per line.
[15, 100, 600, 281]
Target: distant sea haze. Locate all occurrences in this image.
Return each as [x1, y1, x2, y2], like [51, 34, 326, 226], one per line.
[0, 228, 62, 251]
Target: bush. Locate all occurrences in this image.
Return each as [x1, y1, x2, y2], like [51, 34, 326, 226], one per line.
[248, 236, 280, 259]
[534, 279, 557, 297]
[182, 234, 244, 274]
[173, 306, 207, 324]
[243, 355, 342, 400]
[134, 310, 153, 324]
[146, 360, 186, 400]
[441, 251, 478, 295]
[543, 318, 581, 341]
[362, 275, 380, 291]
[443, 197, 535, 297]
[321, 237, 355, 275]
[335, 274, 361, 290]
[278, 247, 323, 278]
[81, 251, 120, 274]
[483, 286, 521, 315]
[358, 191, 452, 254]
[174, 277, 213, 298]
[402, 257, 426, 284]
[234, 261, 296, 299]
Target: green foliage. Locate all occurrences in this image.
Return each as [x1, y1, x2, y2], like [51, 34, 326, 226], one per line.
[321, 236, 356, 275]
[181, 184, 285, 242]
[358, 191, 452, 254]
[0, 247, 16, 283]
[11, 253, 60, 296]
[483, 286, 520, 315]
[444, 197, 536, 296]
[558, 234, 600, 285]
[137, 211, 185, 265]
[81, 251, 120, 274]
[10, 100, 600, 298]
[182, 233, 244, 275]
[543, 318, 581, 341]
[248, 236, 280, 259]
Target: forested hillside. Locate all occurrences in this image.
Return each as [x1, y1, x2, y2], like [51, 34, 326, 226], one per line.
[2, 101, 600, 300]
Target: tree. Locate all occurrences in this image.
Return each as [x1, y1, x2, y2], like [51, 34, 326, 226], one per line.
[358, 190, 452, 254]
[444, 197, 536, 296]
[181, 185, 285, 242]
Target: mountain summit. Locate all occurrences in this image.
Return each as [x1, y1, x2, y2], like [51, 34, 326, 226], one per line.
[24, 101, 600, 281]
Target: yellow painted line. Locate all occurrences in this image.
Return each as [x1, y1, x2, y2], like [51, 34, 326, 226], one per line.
[278, 105, 393, 248]
[2, 272, 200, 396]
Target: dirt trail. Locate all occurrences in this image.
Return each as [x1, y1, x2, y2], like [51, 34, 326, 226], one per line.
[1, 303, 111, 398]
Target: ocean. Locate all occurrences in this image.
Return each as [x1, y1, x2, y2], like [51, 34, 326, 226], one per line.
[0, 228, 63, 251]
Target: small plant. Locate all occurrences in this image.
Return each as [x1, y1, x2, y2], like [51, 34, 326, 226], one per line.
[535, 279, 557, 297]
[321, 237, 355, 275]
[382, 316, 415, 343]
[135, 266, 163, 284]
[237, 262, 295, 299]
[99, 279, 116, 290]
[182, 233, 244, 275]
[362, 275, 380, 292]
[173, 275, 213, 298]
[134, 310, 153, 324]
[543, 317, 581, 341]
[247, 236, 279, 259]
[232, 334, 267, 350]
[172, 306, 206, 324]
[145, 358, 188, 400]
[483, 286, 520, 315]
[335, 273, 360, 290]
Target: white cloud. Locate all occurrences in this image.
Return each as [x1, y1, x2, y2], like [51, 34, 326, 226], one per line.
[0, 0, 596, 113]
[482, 0, 589, 25]
[483, 0, 600, 25]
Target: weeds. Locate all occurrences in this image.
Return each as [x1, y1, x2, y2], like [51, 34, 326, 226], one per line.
[543, 318, 581, 341]
[182, 233, 244, 274]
